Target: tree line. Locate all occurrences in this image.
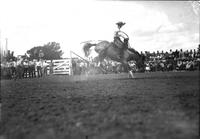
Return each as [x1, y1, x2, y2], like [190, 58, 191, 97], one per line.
[2, 42, 63, 61]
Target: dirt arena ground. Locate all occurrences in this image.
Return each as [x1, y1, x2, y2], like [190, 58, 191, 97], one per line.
[0, 71, 199, 139]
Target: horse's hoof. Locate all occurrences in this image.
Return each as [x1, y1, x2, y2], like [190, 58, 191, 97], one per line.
[129, 75, 134, 79]
[128, 71, 134, 78]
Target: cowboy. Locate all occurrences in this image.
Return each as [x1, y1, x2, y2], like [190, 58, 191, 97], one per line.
[113, 22, 129, 59]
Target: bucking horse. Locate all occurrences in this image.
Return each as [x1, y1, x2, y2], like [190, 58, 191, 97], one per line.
[83, 39, 145, 78]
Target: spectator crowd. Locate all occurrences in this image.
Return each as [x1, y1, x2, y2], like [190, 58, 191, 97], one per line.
[1, 47, 200, 79]
[141, 48, 200, 72]
[0, 58, 51, 80]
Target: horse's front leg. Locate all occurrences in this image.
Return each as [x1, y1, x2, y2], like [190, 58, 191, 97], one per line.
[128, 70, 134, 78]
[127, 65, 134, 78]
[123, 61, 134, 78]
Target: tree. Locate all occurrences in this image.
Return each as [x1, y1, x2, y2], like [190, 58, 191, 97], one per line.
[2, 50, 16, 62]
[27, 42, 63, 60]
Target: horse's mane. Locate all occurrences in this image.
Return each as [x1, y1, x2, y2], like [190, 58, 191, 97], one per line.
[127, 47, 141, 56]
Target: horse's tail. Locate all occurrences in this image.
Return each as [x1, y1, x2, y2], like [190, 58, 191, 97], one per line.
[83, 43, 96, 57]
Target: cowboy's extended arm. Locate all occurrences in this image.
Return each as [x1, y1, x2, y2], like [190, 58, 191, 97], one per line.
[115, 31, 129, 39]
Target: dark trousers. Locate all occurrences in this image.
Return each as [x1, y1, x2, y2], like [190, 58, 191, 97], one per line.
[37, 66, 42, 77]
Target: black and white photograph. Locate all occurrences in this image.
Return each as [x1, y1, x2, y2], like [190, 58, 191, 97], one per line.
[0, 0, 199, 139]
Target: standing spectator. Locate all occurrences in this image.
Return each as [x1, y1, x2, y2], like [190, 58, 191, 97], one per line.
[6, 61, 12, 79]
[156, 51, 161, 59]
[189, 49, 193, 59]
[169, 49, 173, 59]
[193, 49, 197, 59]
[160, 50, 164, 59]
[184, 50, 189, 59]
[164, 51, 169, 59]
[36, 60, 42, 77]
[42, 61, 49, 76]
[28, 60, 36, 78]
[15, 58, 24, 79]
[152, 51, 156, 58]
[23, 59, 29, 78]
[10, 59, 16, 78]
[179, 49, 184, 59]
[173, 49, 179, 59]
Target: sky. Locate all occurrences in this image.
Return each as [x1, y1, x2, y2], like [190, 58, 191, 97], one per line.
[0, 0, 199, 58]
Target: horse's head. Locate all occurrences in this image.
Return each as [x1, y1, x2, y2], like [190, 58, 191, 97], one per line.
[137, 54, 146, 72]
[127, 48, 146, 72]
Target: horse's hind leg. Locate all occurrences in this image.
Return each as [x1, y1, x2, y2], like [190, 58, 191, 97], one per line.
[98, 54, 107, 74]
